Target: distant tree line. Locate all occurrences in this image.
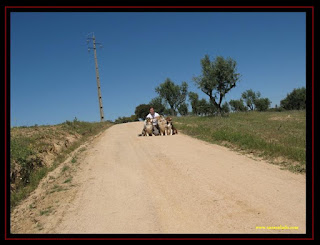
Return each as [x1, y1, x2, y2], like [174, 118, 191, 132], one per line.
[134, 55, 240, 119]
[115, 54, 306, 122]
[114, 115, 138, 124]
[228, 89, 271, 112]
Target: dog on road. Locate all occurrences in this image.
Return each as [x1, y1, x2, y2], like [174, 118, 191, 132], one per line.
[145, 117, 153, 136]
[157, 115, 167, 136]
[165, 117, 178, 135]
[165, 117, 173, 135]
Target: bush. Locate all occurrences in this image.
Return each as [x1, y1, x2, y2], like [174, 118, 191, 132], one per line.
[268, 106, 285, 112]
[178, 103, 189, 116]
[135, 104, 151, 120]
[198, 99, 211, 116]
[229, 99, 247, 112]
[280, 87, 306, 110]
[221, 102, 230, 115]
[241, 89, 261, 111]
[255, 98, 271, 111]
[115, 115, 139, 124]
[10, 136, 37, 186]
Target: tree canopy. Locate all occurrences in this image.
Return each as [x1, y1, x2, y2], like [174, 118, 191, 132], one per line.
[155, 78, 188, 116]
[229, 99, 247, 112]
[280, 87, 306, 110]
[241, 89, 261, 111]
[134, 104, 150, 120]
[188, 91, 200, 115]
[255, 98, 271, 111]
[193, 55, 240, 114]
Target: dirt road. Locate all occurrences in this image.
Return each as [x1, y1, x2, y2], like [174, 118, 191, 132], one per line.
[11, 122, 306, 234]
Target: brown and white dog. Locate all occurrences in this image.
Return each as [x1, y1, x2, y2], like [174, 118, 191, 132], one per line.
[165, 117, 173, 135]
[145, 117, 153, 136]
[165, 117, 178, 135]
[157, 115, 167, 136]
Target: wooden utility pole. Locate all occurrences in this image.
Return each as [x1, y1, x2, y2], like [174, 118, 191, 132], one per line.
[87, 33, 105, 122]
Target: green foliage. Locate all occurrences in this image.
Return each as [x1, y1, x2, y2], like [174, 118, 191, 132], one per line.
[163, 108, 173, 116]
[198, 98, 211, 116]
[193, 55, 240, 114]
[178, 103, 189, 116]
[155, 78, 188, 116]
[10, 136, 39, 186]
[241, 89, 261, 111]
[255, 98, 271, 111]
[134, 104, 150, 120]
[10, 137, 35, 168]
[188, 92, 200, 115]
[240, 90, 271, 112]
[220, 102, 230, 115]
[115, 115, 139, 124]
[280, 87, 306, 110]
[268, 106, 285, 112]
[149, 97, 166, 115]
[229, 99, 247, 112]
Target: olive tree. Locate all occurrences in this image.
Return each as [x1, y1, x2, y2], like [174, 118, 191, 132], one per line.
[193, 55, 240, 115]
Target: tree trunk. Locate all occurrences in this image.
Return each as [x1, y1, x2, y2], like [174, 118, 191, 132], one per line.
[218, 92, 224, 115]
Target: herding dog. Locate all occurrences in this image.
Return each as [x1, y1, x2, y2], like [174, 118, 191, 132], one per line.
[165, 117, 178, 135]
[165, 117, 173, 135]
[157, 115, 167, 136]
[145, 117, 153, 136]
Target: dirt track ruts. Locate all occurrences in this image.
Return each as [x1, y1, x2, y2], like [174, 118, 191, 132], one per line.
[11, 121, 306, 234]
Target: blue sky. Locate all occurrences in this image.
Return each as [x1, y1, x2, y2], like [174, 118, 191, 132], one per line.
[10, 12, 306, 126]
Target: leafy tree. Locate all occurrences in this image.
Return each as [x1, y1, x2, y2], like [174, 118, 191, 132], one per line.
[280, 87, 306, 110]
[155, 78, 188, 116]
[229, 99, 247, 112]
[255, 98, 271, 111]
[208, 100, 218, 115]
[188, 92, 200, 115]
[178, 103, 189, 116]
[241, 89, 261, 111]
[134, 104, 150, 120]
[198, 98, 211, 116]
[149, 97, 166, 115]
[163, 108, 173, 116]
[193, 55, 240, 114]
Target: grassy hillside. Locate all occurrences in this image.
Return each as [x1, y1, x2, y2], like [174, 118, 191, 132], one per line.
[10, 119, 113, 207]
[173, 110, 306, 173]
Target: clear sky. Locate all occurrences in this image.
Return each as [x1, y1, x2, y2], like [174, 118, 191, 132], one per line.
[10, 11, 306, 126]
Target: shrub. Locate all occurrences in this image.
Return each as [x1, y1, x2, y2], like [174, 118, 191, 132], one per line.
[255, 98, 271, 111]
[280, 87, 306, 110]
[229, 99, 247, 112]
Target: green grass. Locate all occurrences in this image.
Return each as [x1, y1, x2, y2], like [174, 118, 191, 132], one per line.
[174, 110, 306, 173]
[10, 120, 113, 208]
